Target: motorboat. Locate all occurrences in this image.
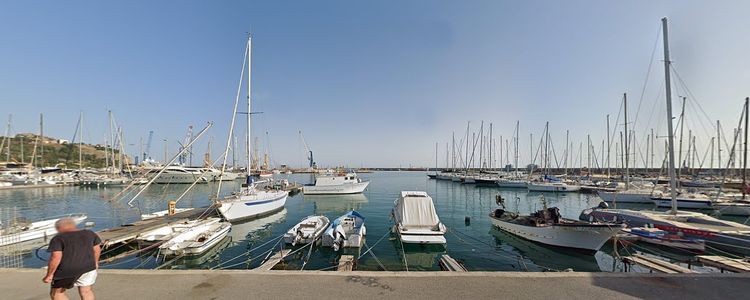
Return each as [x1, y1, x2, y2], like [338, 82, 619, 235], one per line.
[136, 218, 216, 243]
[490, 206, 622, 253]
[159, 218, 231, 256]
[283, 215, 330, 246]
[0, 214, 87, 247]
[302, 172, 369, 195]
[145, 166, 208, 184]
[321, 211, 366, 251]
[597, 189, 655, 204]
[650, 192, 713, 209]
[392, 191, 447, 245]
[140, 208, 194, 220]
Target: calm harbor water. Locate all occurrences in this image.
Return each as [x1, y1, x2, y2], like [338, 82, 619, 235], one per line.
[0, 171, 730, 272]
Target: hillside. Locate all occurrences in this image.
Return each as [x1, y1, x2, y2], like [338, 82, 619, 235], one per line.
[0, 133, 128, 168]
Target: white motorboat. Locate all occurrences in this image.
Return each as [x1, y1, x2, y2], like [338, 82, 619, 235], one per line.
[302, 172, 370, 195]
[146, 166, 208, 184]
[0, 214, 87, 247]
[284, 215, 330, 246]
[527, 181, 581, 192]
[321, 211, 366, 251]
[159, 218, 231, 256]
[140, 208, 195, 220]
[136, 218, 216, 243]
[392, 191, 447, 245]
[490, 206, 622, 252]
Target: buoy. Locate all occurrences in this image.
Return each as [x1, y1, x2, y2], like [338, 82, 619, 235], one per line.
[464, 216, 471, 226]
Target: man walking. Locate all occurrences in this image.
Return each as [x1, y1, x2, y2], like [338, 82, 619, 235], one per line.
[42, 217, 102, 300]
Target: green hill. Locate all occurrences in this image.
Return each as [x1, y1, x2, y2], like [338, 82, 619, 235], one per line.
[0, 133, 128, 168]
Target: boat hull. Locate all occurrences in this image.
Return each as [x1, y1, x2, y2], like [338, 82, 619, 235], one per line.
[497, 180, 528, 188]
[651, 197, 713, 209]
[490, 215, 620, 252]
[527, 183, 581, 192]
[303, 181, 369, 195]
[218, 191, 288, 222]
[597, 191, 654, 203]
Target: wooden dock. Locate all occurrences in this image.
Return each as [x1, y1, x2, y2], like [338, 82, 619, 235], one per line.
[98, 206, 215, 248]
[337, 255, 355, 271]
[439, 255, 468, 272]
[697, 255, 750, 273]
[622, 254, 695, 274]
[254, 249, 291, 271]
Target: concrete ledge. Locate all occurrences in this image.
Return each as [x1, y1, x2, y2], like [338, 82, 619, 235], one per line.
[2, 268, 748, 299]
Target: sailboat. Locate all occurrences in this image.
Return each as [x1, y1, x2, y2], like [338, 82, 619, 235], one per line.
[216, 35, 288, 222]
[497, 121, 529, 188]
[581, 17, 750, 255]
[526, 122, 580, 192]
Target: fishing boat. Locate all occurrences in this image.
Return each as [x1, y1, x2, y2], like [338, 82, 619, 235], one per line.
[392, 191, 447, 244]
[283, 215, 330, 246]
[215, 36, 289, 222]
[302, 172, 369, 195]
[618, 227, 705, 251]
[490, 200, 622, 252]
[159, 218, 231, 256]
[0, 214, 87, 246]
[321, 211, 366, 251]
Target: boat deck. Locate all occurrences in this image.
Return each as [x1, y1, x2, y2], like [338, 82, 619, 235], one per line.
[98, 206, 217, 248]
[697, 255, 750, 273]
[622, 254, 695, 274]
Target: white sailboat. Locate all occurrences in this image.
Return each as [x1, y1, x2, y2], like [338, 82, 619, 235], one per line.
[216, 35, 288, 222]
[0, 214, 87, 247]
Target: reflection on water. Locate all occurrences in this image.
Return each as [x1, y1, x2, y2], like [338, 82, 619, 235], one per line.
[1, 171, 734, 272]
[303, 194, 369, 214]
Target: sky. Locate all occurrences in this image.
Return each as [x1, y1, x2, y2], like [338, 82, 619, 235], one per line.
[1, 1, 749, 168]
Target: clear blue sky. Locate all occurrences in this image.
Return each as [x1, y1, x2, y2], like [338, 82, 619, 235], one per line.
[2, 1, 749, 168]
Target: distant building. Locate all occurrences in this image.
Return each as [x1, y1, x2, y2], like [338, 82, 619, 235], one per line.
[57, 139, 69, 144]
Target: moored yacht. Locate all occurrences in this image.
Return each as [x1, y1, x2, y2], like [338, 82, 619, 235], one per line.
[302, 172, 369, 195]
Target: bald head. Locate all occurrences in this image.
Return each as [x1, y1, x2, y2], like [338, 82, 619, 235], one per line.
[55, 217, 78, 233]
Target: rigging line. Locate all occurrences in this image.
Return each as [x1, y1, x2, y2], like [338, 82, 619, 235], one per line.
[633, 23, 663, 129]
[670, 65, 717, 131]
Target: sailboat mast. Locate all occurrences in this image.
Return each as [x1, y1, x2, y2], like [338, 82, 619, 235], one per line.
[515, 121, 519, 176]
[661, 17, 679, 214]
[79, 111, 83, 173]
[606, 114, 611, 179]
[743, 97, 748, 199]
[246, 36, 253, 175]
[624, 93, 630, 190]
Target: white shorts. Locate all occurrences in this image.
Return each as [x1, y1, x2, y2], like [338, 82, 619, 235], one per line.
[74, 270, 97, 287]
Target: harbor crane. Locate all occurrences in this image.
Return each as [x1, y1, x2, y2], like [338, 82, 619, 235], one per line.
[299, 130, 316, 169]
[143, 130, 154, 161]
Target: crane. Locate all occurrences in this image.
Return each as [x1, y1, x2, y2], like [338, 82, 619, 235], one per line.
[299, 130, 316, 169]
[143, 130, 154, 162]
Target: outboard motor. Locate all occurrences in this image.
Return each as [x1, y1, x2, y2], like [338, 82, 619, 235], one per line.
[597, 201, 609, 209]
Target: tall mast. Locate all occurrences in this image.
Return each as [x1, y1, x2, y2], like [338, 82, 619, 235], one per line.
[606, 114, 611, 179]
[717, 120, 722, 170]
[78, 111, 83, 172]
[677, 96, 686, 178]
[662, 17, 679, 214]
[743, 97, 748, 199]
[624, 93, 630, 189]
[515, 121, 519, 176]
[40, 113, 44, 167]
[246, 36, 253, 174]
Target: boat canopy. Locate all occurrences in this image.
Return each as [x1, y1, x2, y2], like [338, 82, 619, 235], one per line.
[396, 191, 440, 228]
[330, 210, 365, 227]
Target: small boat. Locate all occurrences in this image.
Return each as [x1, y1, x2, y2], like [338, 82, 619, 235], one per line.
[302, 172, 370, 195]
[159, 218, 231, 256]
[597, 189, 654, 203]
[0, 214, 87, 247]
[490, 198, 622, 252]
[217, 177, 288, 222]
[619, 227, 705, 251]
[140, 208, 195, 220]
[136, 218, 219, 243]
[321, 211, 366, 251]
[392, 191, 447, 244]
[283, 215, 330, 246]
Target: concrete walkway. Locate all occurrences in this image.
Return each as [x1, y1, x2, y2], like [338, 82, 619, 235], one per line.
[1, 269, 748, 300]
